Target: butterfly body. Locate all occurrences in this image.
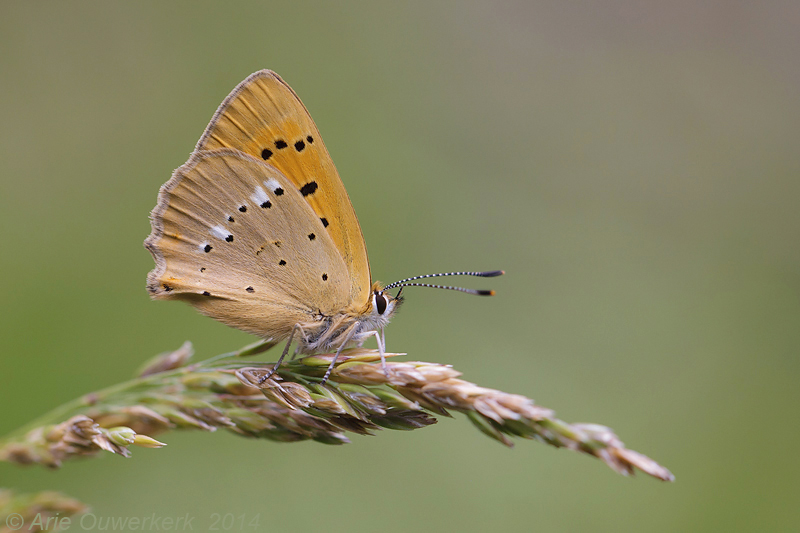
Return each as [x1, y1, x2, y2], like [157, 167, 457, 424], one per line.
[146, 70, 497, 381]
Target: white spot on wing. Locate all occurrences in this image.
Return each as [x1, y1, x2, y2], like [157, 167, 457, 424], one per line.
[250, 186, 269, 205]
[264, 178, 282, 193]
[210, 225, 230, 240]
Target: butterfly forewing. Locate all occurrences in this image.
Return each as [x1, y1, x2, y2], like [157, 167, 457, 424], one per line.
[146, 149, 353, 340]
[194, 70, 370, 309]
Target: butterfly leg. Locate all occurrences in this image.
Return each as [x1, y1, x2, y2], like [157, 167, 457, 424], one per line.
[257, 325, 300, 384]
[382, 328, 389, 375]
[320, 327, 360, 385]
[357, 328, 389, 378]
[289, 325, 310, 361]
[376, 327, 388, 376]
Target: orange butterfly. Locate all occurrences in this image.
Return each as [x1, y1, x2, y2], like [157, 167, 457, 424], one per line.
[145, 70, 502, 382]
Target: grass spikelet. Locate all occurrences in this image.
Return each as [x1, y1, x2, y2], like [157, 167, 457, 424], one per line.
[0, 343, 673, 481]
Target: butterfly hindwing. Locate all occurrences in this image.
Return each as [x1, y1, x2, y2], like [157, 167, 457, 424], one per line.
[194, 70, 370, 310]
[145, 149, 353, 341]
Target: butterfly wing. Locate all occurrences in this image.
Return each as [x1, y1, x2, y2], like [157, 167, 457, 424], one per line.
[145, 149, 353, 341]
[194, 70, 370, 310]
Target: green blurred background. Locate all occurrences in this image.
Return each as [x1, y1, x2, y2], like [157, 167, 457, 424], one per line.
[2, 2, 799, 531]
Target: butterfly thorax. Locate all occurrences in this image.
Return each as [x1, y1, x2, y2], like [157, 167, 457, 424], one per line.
[294, 284, 399, 354]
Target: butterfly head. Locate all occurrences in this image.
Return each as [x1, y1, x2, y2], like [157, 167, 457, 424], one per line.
[369, 282, 403, 321]
[362, 270, 503, 325]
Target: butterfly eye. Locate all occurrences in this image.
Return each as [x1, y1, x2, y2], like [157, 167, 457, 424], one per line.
[374, 292, 387, 315]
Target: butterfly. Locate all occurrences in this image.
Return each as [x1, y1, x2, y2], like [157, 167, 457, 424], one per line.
[145, 70, 502, 383]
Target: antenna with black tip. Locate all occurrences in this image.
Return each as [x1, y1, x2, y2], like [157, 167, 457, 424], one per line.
[383, 270, 504, 296]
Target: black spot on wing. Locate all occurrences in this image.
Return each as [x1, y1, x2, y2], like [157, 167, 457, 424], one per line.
[300, 181, 318, 197]
[275, 140, 288, 149]
[306, 135, 314, 144]
[261, 200, 271, 208]
[246, 286, 255, 293]
[274, 187, 284, 196]
[200, 267, 206, 272]
[261, 148, 273, 160]
[225, 235, 234, 242]
[163, 283, 173, 292]
[294, 140, 305, 152]
[279, 259, 286, 266]
[203, 291, 210, 296]
[322, 273, 328, 281]
[308, 233, 316, 241]
[204, 244, 213, 253]
[320, 217, 329, 227]
[228, 215, 234, 222]
[239, 205, 247, 212]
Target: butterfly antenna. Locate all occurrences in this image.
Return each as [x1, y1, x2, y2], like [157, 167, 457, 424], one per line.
[383, 270, 504, 296]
